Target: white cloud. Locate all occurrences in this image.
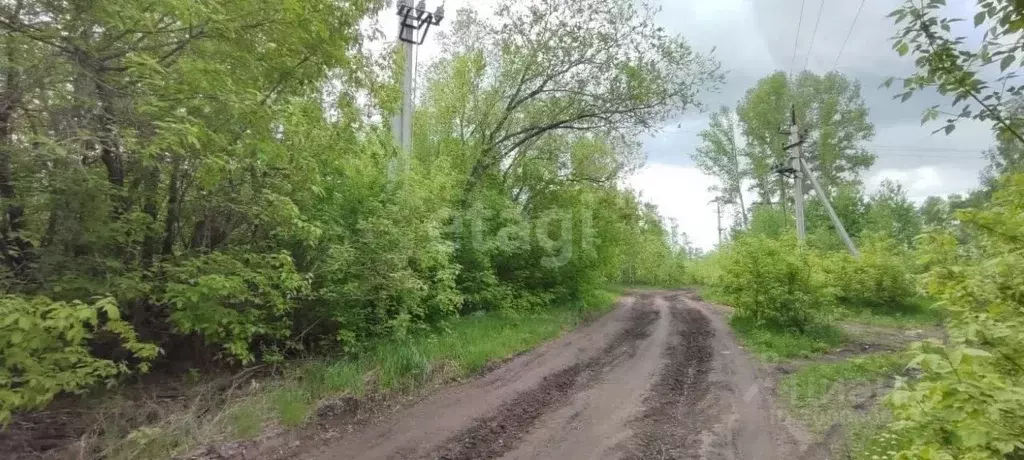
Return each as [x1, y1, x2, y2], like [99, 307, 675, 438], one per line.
[626, 164, 725, 251]
[867, 165, 978, 203]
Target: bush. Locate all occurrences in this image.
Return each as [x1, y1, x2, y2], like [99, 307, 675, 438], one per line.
[162, 251, 310, 364]
[884, 174, 1024, 460]
[0, 296, 160, 424]
[712, 234, 834, 332]
[824, 234, 918, 312]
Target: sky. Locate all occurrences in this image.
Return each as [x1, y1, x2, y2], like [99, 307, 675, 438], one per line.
[382, 0, 997, 250]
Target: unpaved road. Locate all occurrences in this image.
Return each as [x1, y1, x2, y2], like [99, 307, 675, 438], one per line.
[304, 290, 809, 460]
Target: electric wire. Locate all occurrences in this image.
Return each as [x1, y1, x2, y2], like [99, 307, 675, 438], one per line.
[788, 0, 809, 78]
[832, 0, 868, 70]
[801, 0, 826, 72]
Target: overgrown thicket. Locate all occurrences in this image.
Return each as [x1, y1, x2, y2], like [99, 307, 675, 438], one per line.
[879, 1, 1024, 458]
[0, 0, 717, 422]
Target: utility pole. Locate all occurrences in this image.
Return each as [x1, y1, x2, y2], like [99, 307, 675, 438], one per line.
[786, 105, 806, 241]
[715, 199, 724, 246]
[393, 0, 445, 155]
[772, 105, 860, 257]
[710, 196, 734, 246]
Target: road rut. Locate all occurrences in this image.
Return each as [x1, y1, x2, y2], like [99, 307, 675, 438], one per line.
[306, 290, 806, 460]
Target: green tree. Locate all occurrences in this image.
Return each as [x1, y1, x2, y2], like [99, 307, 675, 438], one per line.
[804, 184, 868, 251]
[919, 195, 953, 228]
[889, 0, 1024, 140]
[737, 71, 875, 203]
[882, 2, 1024, 457]
[864, 179, 922, 247]
[421, 0, 722, 196]
[693, 106, 749, 227]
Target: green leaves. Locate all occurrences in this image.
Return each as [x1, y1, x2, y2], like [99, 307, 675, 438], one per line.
[735, 71, 875, 202]
[897, 42, 911, 57]
[889, 0, 1024, 136]
[884, 172, 1024, 459]
[163, 251, 310, 364]
[1000, 54, 1016, 71]
[712, 234, 834, 332]
[0, 296, 158, 425]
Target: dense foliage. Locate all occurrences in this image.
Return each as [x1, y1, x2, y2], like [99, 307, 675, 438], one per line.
[824, 235, 917, 312]
[0, 0, 714, 421]
[0, 295, 159, 422]
[886, 174, 1024, 459]
[874, 2, 1024, 458]
[691, 68, 925, 336]
[710, 234, 832, 332]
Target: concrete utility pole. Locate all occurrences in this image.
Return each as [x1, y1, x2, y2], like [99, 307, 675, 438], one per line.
[710, 196, 734, 246]
[393, 0, 445, 155]
[786, 105, 806, 241]
[773, 105, 860, 257]
[715, 199, 724, 246]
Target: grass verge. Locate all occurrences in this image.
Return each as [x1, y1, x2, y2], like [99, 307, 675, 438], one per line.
[74, 289, 622, 460]
[730, 316, 846, 362]
[836, 299, 944, 329]
[779, 352, 909, 460]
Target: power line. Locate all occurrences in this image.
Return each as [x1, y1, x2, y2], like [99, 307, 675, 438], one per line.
[802, 0, 826, 73]
[788, 0, 808, 78]
[832, 0, 867, 71]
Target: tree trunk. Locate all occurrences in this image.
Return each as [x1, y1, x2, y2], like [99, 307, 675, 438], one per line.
[95, 80, 124, 188]
[737, 185, 749, 229]
[139, 165, 161, 269]
[0, 96, 30, 272]
[162, 159, 181, 256]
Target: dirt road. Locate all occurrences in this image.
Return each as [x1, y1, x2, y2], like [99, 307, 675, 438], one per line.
[306, 290, 807, 460]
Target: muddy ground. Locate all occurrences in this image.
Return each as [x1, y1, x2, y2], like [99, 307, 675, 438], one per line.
[270, 290, 815, 460]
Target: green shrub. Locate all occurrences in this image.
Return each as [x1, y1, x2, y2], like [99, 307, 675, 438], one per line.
[162, 251, 310, 364]
[825, 234, 918, 312]
[713, 234, 833, 332]
[884, 174, 1024, 460]
[0, 296, 160, 424]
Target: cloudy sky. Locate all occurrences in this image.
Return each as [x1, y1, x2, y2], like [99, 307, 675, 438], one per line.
[388, 0, 996, 250]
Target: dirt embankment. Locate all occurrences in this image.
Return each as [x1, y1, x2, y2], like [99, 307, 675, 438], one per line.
[292, 291, 811, 460]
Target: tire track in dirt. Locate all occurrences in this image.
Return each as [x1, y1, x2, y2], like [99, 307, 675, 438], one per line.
[618, 292, 806, 460]
[430, 305, 660, 460]
[622, 304, 715, 460]
[304, 296, 646, 460]
[498, 295, 672, 460]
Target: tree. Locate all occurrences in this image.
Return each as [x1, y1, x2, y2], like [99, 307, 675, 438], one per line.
[919, 195, 953, 228]
[864, 179, 922, 247]
[421, 0, 722, 197]
[805, 183, 868, 251]
[883, 3, 1024, 457]
[736, 71, 875, 204]
[889, 0, 1024, 140]
[980, 102, 1024, 188]
[693, 106, 748, 227]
